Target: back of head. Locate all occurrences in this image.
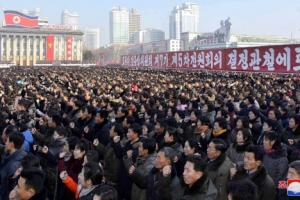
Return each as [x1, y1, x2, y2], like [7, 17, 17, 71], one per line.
[85, 150, 100, 163]
[140, 138, 156, 155]
[21, 154, 40, 169]
[8, 132, 25, 149]
[228, 180, 258, 200]
[83, 162, 103, 186]
[94, 185, 118, 200]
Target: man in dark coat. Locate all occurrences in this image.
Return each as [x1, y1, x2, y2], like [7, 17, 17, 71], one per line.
[112, 123, 141, 200]
[160, 155, 218, 200]
[152, 119, 168, 150]
[128, 147, 181, 200]
[0, 132, 27, 200]
[231, 145, 276, 200]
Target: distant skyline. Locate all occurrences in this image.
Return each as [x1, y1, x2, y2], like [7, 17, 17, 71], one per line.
[1, 0, 300, 46]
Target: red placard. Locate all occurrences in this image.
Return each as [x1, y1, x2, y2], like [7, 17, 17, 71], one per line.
[121, 44, 300, 73]
[4, 10, 39, 28]
[66, 36, 72, 60]
[46, 36, 54, 61]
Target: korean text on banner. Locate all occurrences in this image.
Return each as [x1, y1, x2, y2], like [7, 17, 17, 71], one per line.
[46, 36, 54, 61]
[66, 36, 72, 60]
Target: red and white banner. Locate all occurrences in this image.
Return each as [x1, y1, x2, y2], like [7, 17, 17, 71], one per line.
[66, 36, 72, 60]
[4, 10, 39, 28]
[46, 36, 54, 61]
[121, 44, 300, 73]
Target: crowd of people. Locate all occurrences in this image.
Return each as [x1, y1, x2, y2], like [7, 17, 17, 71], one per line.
[0, 65, 300, 200]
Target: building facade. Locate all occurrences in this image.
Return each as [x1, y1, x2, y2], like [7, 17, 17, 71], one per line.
[83, 28, 99, 50]
[61, 10, 80, 29]
[170, 3, 199, 39]
[110, 7, 129, 44]
[0, 27, 83, 66]
[128, 9, 141, 44]
[133, 28, 165, 44]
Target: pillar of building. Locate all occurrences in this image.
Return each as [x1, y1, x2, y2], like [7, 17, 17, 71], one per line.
[26, 37, 30, 66]
[33, 37, 37, 65]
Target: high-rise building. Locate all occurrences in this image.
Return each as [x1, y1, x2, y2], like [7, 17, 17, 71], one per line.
[61, 10, 80, 29]
[170, 3, 199, 39]
[110, 7, 129, 44]
[83, 28, 100, 50]
[133, 28, 165, 44]
[128, 9, 141, 44]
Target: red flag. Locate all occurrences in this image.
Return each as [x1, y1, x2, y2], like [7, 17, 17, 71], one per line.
[47, 36, 54, 61]
[4, 10, 39, 28]
[66, 36, 72, 60]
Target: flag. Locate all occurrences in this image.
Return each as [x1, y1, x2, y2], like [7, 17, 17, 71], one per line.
[66, 36, 72, 60]
[47, 36, 54, 61]
[4, 10, 39, 28]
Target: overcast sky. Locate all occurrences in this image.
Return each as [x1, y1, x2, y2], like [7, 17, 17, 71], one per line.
[1, 0, 300, 46]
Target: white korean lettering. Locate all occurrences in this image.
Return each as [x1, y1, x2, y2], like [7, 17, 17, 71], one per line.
[205, 51, 213, 68]
[183, 52, 190, 67]
[293, 47, 300, 71]
[178, 53, 183, 67]
[145, 55, 148, 66]
[154, 54, 159, 66]
[249, 49, 261, 70]
[238, 49, 249, 70]
[163, 53, 168, 66]
[148, 55, 152, 66]
[171, 53, 178, 67]
[227, 50, 237, 69]
[214, 51, 222, 69]
[140, 55, 145, 66]
[197, 52, 205, 68]
[190, 52, 197, 68]
[159, 54, 164, 66]
[275, 47, 291, 71]
[262, 48, 275, 71]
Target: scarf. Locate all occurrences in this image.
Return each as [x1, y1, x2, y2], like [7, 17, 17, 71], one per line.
[79, 184, 99, 198]
[264, 148, 276, 154]
[212, 129, 226, 137]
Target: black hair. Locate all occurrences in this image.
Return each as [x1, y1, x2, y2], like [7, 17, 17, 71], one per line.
[94, 185, 118, 200]
[126, 116, 136, 125]
[54, 126, 67, 137]
[264, 131, 282, 150]
[140, 138, 156, 155]
[214, 117, 227, 129]
[85, 150, 100, 163]
[186, 138, 199, 153]
[215, 98, 223, 106]
[75, 139, 91, 152]
[245, 145, 264, 162]
[168, 107, 177, 116]
[86, 105, 97, 116]
[198, 115, 211, 127]
[82, 162, 103, 186]
[236, 128, 252, 141]
[129, 123, 142, 136]
[225, 102, 235, 113]
[156, 118, 168, 130]
[67, 136, 80, 152]
[8, 132, 25, 149]
[166, 126, 183, 143]
[51, 114, 62, 126]
[248, 108, 260, 118]
[227, 180, 258, 200]
[263, 118, 275, 130]
[217, 108, 228, 119]
[205, 102, 215, 113]
[20, 167, 45, 194]
[289, 115, 300, 125]
[74, 101, 83, 109]
[21, 154, 40, 169]
[156, 110, 166, 119]
[245, 95, 255, 104]
[175, 110, 185, 119]
[186, 155, 206, 172]
[112, 123, 124, 140]
[211, 138, 227, 154]
[97, 110, 109, 119]
[269, 108, 281, 120]
[236, 116, 249, 128]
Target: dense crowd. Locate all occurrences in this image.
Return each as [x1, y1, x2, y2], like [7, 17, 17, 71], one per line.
[0, 66, 300, 200]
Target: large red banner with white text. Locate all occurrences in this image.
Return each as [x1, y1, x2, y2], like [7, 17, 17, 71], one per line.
[46, 36, 54, 61]
[66, 36, 72, 60]
[121, 44, 300, 73]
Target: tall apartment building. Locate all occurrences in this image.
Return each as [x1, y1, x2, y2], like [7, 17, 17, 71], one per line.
[83, 28, 100, 50]
[170, 2, 199, 39]
[128, 9, 141, 44]
[110, 7, 129, 44]
[61, 10, 80, 29]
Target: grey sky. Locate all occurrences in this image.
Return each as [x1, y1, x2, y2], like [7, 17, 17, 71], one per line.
[1, 0, 300, 46]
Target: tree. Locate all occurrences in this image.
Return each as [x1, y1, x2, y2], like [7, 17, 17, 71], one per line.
[83, 50, 95, 63]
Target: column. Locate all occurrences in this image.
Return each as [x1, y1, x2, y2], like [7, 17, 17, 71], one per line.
[6, 36, 10, 61]
[33, 36, 37, 65]
[58, 36, 62, 60]
[20, 36, 24, 65]
[77, 39, 82, 62]
[13, 36, 17, 65]
[26, 37, 30, 66]
[39, 37, 43, 60]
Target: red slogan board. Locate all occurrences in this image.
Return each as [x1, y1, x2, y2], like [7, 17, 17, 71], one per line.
[121, 44, 300, 73]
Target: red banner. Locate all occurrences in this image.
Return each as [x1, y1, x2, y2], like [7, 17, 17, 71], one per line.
[121, 44, 300, 73]
[46, 36, 54, 61]
[4, 10, 39, 28]
[66, 36, 72, 60]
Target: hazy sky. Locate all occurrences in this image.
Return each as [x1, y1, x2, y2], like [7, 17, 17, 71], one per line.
[1, 0, 300, 46]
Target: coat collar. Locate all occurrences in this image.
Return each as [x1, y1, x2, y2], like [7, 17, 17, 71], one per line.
[206, 152, 226, 171]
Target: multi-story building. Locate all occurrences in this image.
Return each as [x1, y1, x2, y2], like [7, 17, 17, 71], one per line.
[83, 28, 99, 50]
[0, 27, 83, 66]
[110, 7, 129, 44]
[128, 9, 141, 44]
[61, 10, 80, 29]
[133, 28, 165, 44]
[170, 2, 199, 39]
